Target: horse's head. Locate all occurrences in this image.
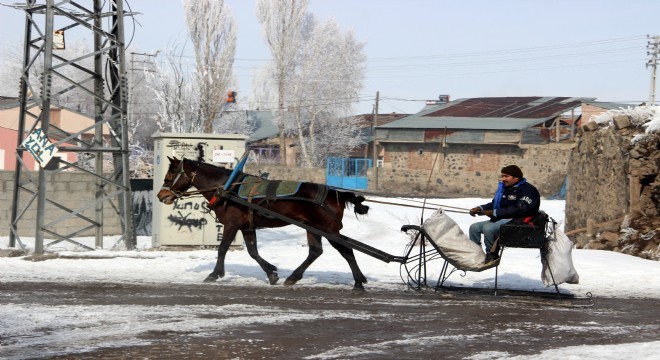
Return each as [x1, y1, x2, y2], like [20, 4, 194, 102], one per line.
[157, 157, 196, 205]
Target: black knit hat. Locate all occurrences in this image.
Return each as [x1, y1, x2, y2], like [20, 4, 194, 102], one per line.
[501, 165, 523, 179]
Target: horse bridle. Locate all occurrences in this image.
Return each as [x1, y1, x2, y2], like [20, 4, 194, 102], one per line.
[161, 159, 196, 199]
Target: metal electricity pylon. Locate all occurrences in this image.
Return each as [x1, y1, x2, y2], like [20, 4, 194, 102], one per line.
[9, 0, 136, 253]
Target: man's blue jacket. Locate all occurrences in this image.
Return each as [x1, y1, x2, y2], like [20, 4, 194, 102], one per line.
[479, 179, 541, 220]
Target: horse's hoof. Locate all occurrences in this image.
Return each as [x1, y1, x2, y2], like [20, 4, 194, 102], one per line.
[352, 286, 366, 292]
[203, 275, 218, 283]
[283, 279, 297, 286]
[268, 272, 279, 285]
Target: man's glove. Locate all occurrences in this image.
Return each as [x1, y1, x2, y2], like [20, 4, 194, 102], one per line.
[482, 210, 494, 217]
[469, 207, 481, 217]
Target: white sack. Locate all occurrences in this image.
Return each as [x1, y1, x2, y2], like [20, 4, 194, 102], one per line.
[421, 208, 487, 271]
[542, 226, 580, 287]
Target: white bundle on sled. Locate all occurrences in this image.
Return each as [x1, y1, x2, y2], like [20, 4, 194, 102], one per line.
[542, 225, 580, 287]
[421, 208, 487, 271]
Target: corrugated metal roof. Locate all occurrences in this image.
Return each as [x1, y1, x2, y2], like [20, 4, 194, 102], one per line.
[380, 96, 593, 131]
[380, 116, 547, 130]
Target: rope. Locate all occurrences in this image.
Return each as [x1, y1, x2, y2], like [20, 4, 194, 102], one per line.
[365, 199, 470, 214]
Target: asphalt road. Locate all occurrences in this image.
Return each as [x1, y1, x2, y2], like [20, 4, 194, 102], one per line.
[2, 281, 659, 359]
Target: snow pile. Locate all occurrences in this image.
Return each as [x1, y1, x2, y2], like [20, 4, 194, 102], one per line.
[590, 105, 660, 136]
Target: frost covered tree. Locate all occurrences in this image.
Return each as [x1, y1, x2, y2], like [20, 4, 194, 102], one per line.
[255, 1, 366, 167]
[147, 42, 200, 133]
[256, 0, 311, 164]
[288, 18, 366, 167]
[184, 0, 237, 133]
[149, 0, 236, 134]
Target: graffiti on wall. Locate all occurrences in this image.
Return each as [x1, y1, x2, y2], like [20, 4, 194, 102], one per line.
[167, 140, 208, 163]
[167, 211, 208, 231]
[164, 198, 213, 232]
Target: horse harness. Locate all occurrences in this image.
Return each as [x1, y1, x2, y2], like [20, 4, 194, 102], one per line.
[211, 176, 335, 230]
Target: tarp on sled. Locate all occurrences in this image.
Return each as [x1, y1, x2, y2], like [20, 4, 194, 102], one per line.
[421, 208, 488, 272]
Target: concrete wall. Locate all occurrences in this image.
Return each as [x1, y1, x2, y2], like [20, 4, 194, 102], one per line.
[0, 170, 122, 237]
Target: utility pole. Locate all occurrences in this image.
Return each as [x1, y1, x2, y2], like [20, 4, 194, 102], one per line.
[372, 91, 379, 190]
[647, 35, 660, 105]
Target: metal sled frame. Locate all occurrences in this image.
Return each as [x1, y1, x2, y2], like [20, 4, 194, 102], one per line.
[400, 220, 564, 300]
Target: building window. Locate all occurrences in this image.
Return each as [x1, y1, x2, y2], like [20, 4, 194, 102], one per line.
[474, 149, 481, 158]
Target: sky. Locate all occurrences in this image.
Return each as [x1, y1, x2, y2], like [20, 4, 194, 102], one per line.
[2, 197, 660, 358]
[0, 0, 659, 115]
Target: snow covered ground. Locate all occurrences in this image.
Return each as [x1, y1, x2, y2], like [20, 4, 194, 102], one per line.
[2, 197, 659, 359]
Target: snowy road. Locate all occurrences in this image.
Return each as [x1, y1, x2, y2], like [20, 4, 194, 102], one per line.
[2, 281, 659, 359]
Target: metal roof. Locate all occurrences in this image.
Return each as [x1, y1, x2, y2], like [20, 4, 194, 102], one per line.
[246, 111, 279, 142]
[380, 96, 594, 131]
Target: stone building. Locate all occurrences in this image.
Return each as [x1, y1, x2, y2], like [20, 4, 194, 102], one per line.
[372, 97, 590, 197]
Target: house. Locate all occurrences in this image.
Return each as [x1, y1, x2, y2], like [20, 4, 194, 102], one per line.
[0, 96, 108, 171]
[372, 96, 593, 197]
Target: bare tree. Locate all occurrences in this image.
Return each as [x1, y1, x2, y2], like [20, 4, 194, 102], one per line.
[147, 41, 200, 133]
[288, 18, 366, 167]
[256, 0, 311, 164]
[184, 0, 237, 133]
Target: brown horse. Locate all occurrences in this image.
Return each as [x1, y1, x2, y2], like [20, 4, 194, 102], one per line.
[156, 157, 371, 289]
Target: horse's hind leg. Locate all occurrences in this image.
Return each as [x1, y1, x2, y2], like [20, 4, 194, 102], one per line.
[284, 232, 323, 286]
[204, 225, 238, 283]
[328, 240, 368, 291]
[242, 229, 279, 285]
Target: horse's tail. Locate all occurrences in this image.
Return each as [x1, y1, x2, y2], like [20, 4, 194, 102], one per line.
[341, 191, 369, 215]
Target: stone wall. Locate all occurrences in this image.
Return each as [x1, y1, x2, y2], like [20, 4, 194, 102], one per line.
[244, 164, 326, 184]
[374, 142, 573, 197]
[566, 113, 659, 260]
[0, 171, 123, 237]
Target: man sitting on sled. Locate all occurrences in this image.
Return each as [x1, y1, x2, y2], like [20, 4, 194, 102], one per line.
[469, 165, 541, 265]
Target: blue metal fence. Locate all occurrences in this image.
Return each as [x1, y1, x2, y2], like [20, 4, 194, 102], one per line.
[326, 157, 372, 189]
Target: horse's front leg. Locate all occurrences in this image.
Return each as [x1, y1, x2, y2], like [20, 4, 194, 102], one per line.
[242, 229, 279, 285]
[204, 225, 238, 283]
[284, 232, 323, 286]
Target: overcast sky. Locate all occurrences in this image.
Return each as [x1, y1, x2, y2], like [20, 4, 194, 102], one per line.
[1, 0, 658, 114]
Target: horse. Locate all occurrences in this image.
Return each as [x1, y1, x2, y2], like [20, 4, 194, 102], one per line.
[156, 157, 371, 290]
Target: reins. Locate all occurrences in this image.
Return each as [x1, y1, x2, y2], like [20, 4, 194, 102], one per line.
[364, 198, 470, 214]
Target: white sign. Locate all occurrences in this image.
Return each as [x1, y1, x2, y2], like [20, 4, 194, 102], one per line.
[213, 149, 235, 163]
[21, 127, 59, 168]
